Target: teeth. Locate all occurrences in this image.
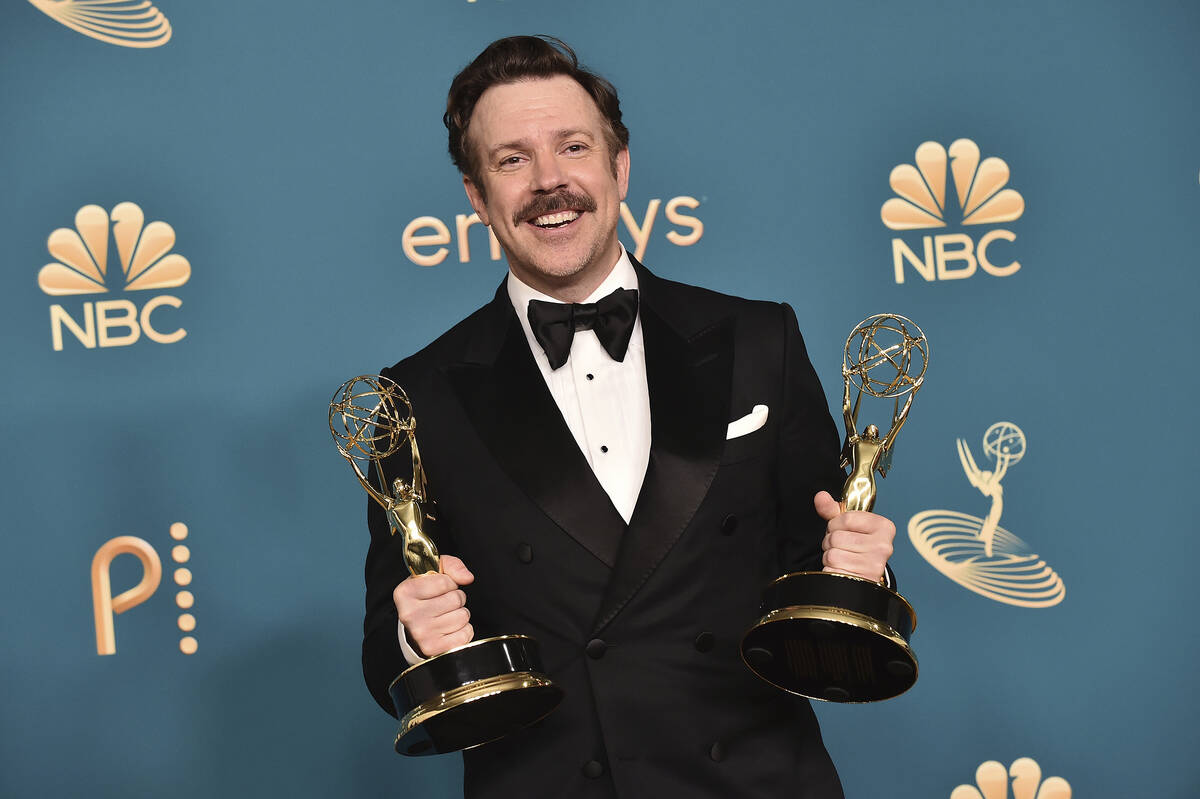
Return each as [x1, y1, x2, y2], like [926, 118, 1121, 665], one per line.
[533, 211, 580, 227]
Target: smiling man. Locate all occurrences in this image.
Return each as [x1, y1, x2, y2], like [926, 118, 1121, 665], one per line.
[462, 74, 629, 302]
[360, 36, 897, 798]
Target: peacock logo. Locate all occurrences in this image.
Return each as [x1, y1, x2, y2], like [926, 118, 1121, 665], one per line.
[28, 0, 172, 48]
[951, 758, 1071, 799]
[908, 422, 1065, 608]
[882, 140, 1024, 229]
[882, 139, 1024, 283]
[37, 202, 190, 351]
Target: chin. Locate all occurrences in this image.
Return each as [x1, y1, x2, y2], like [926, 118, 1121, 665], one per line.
[524, 251, 592, 280]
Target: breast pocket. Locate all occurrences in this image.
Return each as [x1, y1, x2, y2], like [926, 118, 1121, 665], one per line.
[720, 426, 770, 466]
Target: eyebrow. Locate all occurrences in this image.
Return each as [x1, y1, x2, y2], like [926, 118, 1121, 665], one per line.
[487, 129, 596, 160]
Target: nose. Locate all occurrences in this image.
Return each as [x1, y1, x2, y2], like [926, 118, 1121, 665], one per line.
[530, 153, 566, 192]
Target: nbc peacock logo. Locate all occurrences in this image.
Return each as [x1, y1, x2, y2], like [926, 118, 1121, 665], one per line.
[950, 757, 1071, 799]
[38, 202, 190, 352]
[908, 422, 1065, 608]
[882, 139, 1024, 284]
[28, 0, 172, 48]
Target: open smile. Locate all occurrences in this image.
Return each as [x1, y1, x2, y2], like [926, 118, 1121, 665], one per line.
[529, 210, 581, 229]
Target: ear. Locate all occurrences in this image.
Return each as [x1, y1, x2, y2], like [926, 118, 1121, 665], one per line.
[615, 148, 630, 202]
[463, 175, 490, 226]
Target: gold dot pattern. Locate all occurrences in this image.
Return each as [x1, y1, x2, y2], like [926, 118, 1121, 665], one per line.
[171, 522, 196, 654]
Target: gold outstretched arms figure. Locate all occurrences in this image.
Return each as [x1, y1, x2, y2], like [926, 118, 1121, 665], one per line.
[839, 375, 913, 513]
[388, 465, 440, 577]
[956, 438, 1008, 557]
[329, 375, 441, 578]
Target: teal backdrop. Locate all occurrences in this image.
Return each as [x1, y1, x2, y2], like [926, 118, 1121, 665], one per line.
[2, 1, 1198, 797]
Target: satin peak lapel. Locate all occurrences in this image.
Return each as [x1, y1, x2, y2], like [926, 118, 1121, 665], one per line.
[444, 295, 626, 569]
[591, 301, 733, 634]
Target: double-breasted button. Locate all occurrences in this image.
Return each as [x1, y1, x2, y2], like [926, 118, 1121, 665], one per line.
[582, 759, 605, 778]
[709, 741, 727, 762]
[720, 514, 738, 535]
[586, 638, 608, 659]
[515, 542, 533, 563]
[694, 631, 714, 653]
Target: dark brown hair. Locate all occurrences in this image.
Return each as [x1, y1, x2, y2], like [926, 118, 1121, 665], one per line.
[444, 36, 630, 188]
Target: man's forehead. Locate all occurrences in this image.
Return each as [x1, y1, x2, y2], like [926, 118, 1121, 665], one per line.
[471, 76, 606, 136]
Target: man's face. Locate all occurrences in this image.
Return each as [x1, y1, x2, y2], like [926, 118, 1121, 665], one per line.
[463, 75, 630, 300]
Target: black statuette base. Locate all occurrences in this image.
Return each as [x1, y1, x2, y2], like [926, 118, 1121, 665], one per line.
[388, 635, 563, 756]
[741, 571, 918, 703]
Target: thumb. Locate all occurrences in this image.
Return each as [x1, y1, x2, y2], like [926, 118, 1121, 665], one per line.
[813, 490, 842, 522]
[439, 554, 475, 586]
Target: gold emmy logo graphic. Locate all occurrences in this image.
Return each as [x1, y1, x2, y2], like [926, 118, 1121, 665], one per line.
[92, 522, 197, 655]
[38, 202, 190, 351]
[402, 196, 703, 266]
[908, 422, 1065, 607]
[951, 757, 1071, 799]
[882, 139, 1024, 284]
[28, 0, 171, 48]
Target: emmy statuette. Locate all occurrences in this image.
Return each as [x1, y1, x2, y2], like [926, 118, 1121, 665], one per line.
[330, 375, 563, 754]
[741, 315, 927, 702]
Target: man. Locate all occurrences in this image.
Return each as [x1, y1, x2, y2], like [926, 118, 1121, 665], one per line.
[362, 36, 896, 798]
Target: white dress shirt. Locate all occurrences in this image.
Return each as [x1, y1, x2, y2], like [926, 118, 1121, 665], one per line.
[505, 247, 651, 523]
[399, 246, 652, 663]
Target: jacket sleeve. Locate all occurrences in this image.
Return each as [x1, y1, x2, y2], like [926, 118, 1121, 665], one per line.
[774, 302, 846, 574]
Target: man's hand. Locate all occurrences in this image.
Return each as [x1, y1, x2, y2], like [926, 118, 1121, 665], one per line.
[393, 555, 475, 657]
[813, 491, 895, 582]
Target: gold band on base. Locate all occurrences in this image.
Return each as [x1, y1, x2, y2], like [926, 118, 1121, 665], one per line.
[395, 671, 559, 752]
[751, 604, 913, 658]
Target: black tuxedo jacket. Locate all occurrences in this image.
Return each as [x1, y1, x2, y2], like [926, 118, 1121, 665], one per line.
[362, 260, 847, 798]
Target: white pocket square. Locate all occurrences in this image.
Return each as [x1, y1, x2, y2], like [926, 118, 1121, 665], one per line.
[726, 404, 769, 440]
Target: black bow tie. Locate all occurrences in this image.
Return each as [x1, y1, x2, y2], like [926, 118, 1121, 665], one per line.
[527, 287, 639, 370]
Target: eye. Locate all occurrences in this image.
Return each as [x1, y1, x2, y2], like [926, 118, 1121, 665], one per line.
[497, 154, 526, 169]
[563, 143, 588, 155]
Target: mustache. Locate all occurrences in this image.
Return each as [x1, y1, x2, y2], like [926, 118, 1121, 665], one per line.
[515, 190, 596, 225]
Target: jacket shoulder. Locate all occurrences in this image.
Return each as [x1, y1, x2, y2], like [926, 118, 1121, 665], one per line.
[648, 272, 795, 341]
[380, 299, 500, 382]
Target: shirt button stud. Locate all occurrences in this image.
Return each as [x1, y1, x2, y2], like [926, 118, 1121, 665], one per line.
[586, 373, 594, 380]
[600, 445, 609, 453]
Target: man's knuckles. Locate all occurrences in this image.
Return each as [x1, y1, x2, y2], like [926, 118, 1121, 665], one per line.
[449, 624, 474, 647]
[821, 549, 853, 570]
[823, 545, 889, 578]
[824, 529, 893, 555]
[425, 624, 475, 656]
[409, 609, 469, 643]
[827, 511, 896, 536]
[393, 573, 456, 604]
[397, 590, 469, 627]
